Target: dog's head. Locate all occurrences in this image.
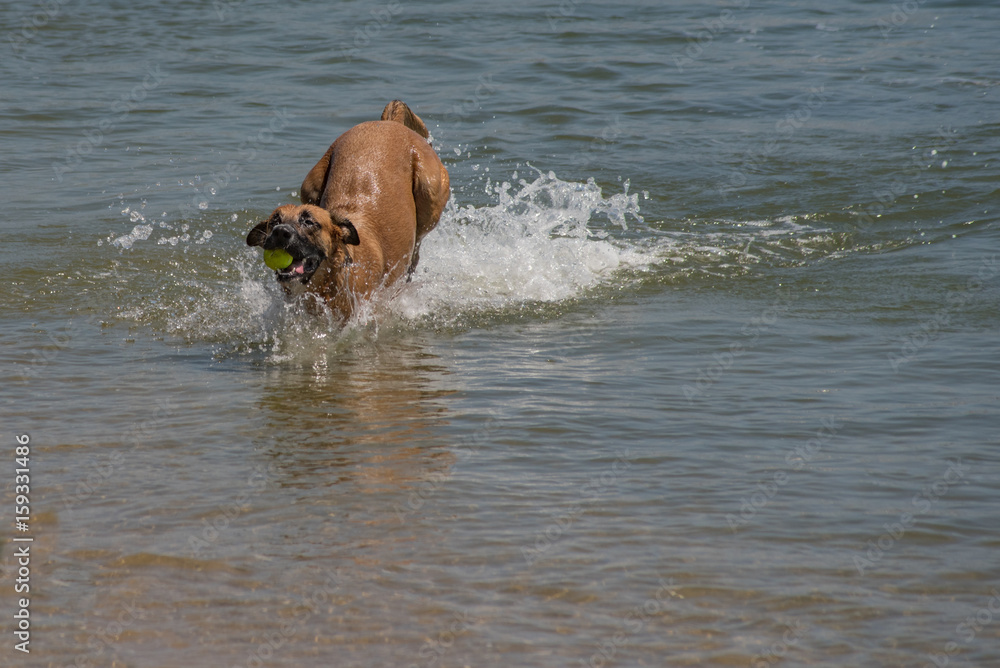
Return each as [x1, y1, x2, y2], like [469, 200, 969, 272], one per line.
[247, 204, 360, 285]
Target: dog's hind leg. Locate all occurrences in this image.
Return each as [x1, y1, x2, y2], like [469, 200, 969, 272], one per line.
[409, 146, 450, 278]
[406, 243, 421, 282]
[383, 99, 450, 280]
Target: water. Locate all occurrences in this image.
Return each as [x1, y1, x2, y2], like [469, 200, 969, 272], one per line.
[2, 1, 998, 666]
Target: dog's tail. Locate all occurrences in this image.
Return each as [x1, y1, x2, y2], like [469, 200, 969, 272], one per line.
[381, 100, 430, 140]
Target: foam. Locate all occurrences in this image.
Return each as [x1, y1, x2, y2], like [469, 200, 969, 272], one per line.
[390, 168, 650, 321]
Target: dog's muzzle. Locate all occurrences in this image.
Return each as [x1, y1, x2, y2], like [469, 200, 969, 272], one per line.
[264, 224, 325, 285]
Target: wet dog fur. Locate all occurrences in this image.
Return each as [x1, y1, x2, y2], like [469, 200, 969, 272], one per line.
[247, 100, 450, 321]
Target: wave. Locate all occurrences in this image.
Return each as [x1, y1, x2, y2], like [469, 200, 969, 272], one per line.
[99, 168, 862, 361]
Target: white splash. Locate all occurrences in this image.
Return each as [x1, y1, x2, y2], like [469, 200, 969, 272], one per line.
[112, 223, 153, 249]
[392, 169, 650, 320]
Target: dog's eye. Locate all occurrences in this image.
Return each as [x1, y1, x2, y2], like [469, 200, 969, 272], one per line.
[299, 214, 317, 227]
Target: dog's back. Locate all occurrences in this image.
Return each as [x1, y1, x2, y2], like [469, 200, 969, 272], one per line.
[299, 101, 449, 285]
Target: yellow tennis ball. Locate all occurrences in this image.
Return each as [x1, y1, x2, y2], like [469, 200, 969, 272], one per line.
[263, 248, 294, 270]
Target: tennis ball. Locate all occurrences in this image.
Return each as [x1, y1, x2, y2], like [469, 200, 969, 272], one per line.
[263, 248, 294, 271]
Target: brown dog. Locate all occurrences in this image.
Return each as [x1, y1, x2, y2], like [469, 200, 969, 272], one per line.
[247, 100, 450, 320]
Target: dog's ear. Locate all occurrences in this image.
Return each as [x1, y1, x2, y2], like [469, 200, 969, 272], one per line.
[247, 212, 279, 247]
[338, 220, 360, 246]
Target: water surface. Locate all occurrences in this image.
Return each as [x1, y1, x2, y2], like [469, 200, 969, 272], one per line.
[2, 1, 999, 666]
